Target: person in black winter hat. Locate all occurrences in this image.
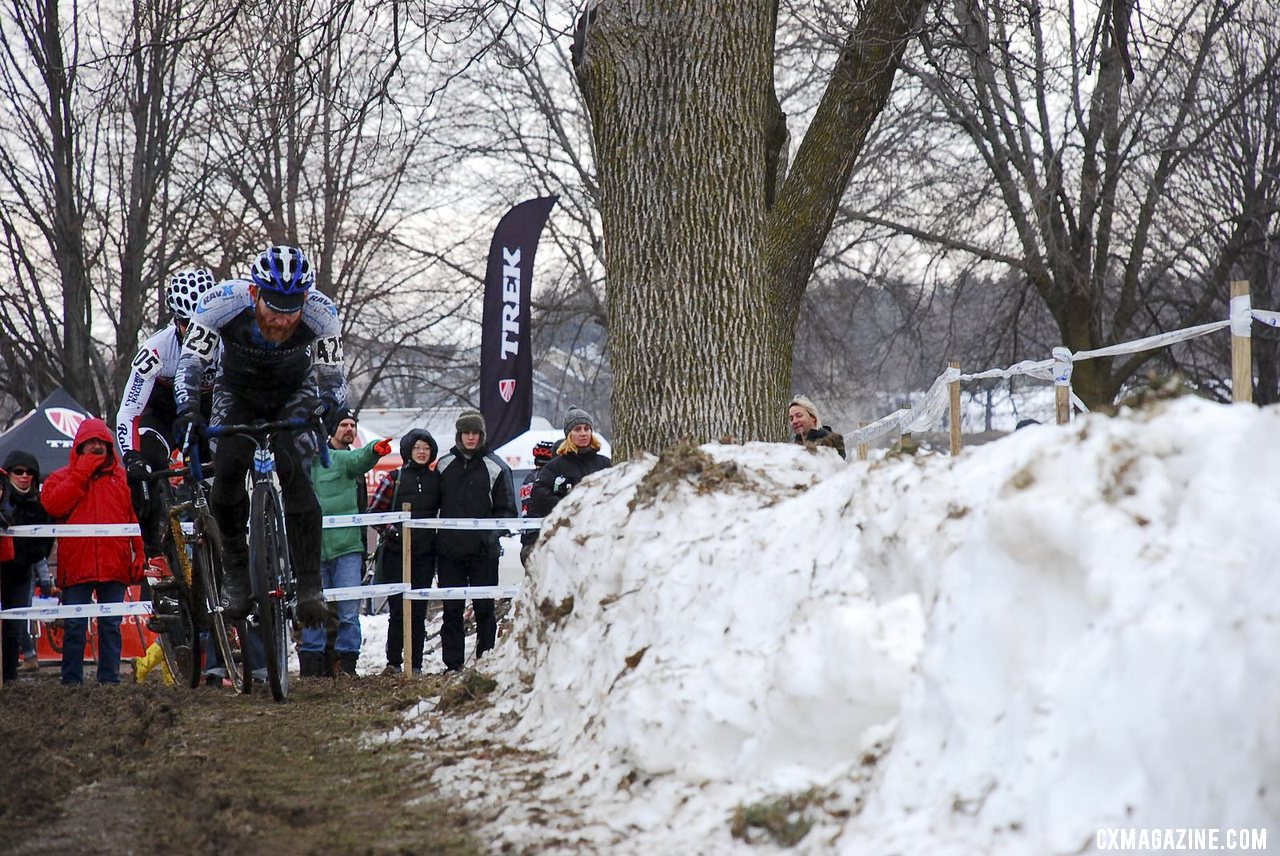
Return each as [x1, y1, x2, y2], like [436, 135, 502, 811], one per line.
[368, 428, 442, 675]
[434, 409, 515, 671]
[528, 407, 612, 537]
[1, 450, 53, 680]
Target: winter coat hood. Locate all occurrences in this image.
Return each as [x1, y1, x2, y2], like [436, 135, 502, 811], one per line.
[70, 418, 118, 468]
[399, 429, 438, 470]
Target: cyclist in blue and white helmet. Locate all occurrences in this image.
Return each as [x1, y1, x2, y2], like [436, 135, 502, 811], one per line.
[173, 243, 348, 627]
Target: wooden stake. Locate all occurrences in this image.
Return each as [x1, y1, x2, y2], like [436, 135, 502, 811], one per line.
[948, 361, 962, 456]
[856, 422, 868, 462]
[1231, 280, 1253, 404]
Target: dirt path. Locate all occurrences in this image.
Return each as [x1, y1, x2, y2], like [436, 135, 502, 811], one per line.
[0, 672, 491, 855]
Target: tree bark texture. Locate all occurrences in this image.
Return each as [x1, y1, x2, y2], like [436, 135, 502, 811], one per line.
[577, 0, 924, 458]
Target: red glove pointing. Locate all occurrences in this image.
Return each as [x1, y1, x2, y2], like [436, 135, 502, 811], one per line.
[373, 438, 393, 456]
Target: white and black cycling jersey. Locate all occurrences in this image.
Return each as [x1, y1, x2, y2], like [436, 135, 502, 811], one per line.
[175, 279, 347, 415]
[116, 325, 220, 454]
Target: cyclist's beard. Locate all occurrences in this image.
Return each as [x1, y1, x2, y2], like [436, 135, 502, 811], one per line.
[259, 323, 297, 344]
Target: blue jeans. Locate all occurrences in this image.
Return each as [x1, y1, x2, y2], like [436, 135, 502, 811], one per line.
[301, 552, 362, 654]
[60, 581, 126, 685]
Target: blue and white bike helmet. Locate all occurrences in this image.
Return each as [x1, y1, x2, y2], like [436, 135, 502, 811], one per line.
[166, 268, 217, 321]
[249, 245, 313, 313]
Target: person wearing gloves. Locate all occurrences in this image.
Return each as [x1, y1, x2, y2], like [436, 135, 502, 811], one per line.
[303, 416, 393, 677]
[41, 419, 146, 685]
[1, 450, 53, 682]
[368, 428, 442, 675]
[527, 406, 613, 525]
[435, 410, 516, 672]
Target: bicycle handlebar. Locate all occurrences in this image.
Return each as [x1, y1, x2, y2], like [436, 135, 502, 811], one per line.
[188, 417, 330, 482]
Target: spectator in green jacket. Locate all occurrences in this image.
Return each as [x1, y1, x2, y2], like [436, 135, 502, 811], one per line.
[303, 409, 391, 677]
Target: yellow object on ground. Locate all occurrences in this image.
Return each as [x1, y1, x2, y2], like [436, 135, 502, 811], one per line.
[133, 641, 175, 685]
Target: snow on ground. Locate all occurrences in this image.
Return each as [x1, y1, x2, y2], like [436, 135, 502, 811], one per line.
[402, 397, 1280, 853]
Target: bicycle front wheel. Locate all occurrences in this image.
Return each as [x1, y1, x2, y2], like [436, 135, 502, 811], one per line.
[249, 482, 291, 702]
[193, 513, 246, 694]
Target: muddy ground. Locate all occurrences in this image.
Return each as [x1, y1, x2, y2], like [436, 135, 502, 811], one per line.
[0, 668, 504, 855]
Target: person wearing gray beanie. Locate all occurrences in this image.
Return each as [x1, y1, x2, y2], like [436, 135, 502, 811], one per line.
[563, 406, 593, 436]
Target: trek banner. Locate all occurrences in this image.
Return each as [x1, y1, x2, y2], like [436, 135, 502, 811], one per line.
[479, 195, 557, 450]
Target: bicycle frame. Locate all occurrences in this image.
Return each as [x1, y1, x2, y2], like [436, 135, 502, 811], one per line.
[198, 417, 328, 702]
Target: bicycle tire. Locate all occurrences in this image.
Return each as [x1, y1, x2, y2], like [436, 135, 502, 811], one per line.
[193, 513, 246, 694]
[249, 482, 291, 702]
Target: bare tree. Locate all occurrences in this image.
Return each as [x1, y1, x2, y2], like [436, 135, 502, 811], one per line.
[0, 0, 100, 410]
[846, 0, 1280, 407]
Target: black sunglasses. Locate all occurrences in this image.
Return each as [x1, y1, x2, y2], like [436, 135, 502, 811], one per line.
[9, 468, 34, 476]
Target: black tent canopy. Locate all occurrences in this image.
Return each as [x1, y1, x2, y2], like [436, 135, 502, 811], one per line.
[0, 389, 95, 477]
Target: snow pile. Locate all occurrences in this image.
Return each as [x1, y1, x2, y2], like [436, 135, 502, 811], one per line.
[418, 398, 1280, 853]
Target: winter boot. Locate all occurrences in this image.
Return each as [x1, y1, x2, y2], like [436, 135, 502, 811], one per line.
[337, 651, 358, 677]
[295, 571, 327, 627]
[298, 651, 327, 678]
[219, 562, 252, 620]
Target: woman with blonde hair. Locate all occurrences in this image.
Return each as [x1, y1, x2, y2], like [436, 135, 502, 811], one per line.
[528, 407, 612, 520]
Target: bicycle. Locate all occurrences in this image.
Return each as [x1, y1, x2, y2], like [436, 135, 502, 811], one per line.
[199, 417, 328, 702]
[142, 463, 247, 692]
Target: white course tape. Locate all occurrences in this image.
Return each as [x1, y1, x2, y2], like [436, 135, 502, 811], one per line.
[404, 518, 542, 531]
[1073, 319, 1231, 361]
[322, 583, 408, 602]
[1, 601, 153, 620]
[3, 523, 141, 538]
[320, 513, 540, 531]
[406, 585, 521, 600]
[1252, 309, 1280, 329]
[322, 512, 410, 527]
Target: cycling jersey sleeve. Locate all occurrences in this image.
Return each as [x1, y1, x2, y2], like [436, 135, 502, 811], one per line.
[115, 338, 165, 454]
[303, 291, 349, 411]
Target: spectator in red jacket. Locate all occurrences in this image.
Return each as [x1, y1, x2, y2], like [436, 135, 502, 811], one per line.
[41, 418, 145, 685]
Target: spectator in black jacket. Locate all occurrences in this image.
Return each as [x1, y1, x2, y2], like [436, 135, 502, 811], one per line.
[369, 428, 442, 675]
[435, 410, 516, 672]
[528, 407, 613, 523]
[1, 450, 53, 682]
[787, 394, 846, 459]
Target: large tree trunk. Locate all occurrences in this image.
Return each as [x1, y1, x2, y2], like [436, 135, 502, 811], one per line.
[576, 0, 925, 458]
[576, 3, 779, 458]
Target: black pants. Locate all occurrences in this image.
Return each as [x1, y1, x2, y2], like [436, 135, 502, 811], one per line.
[437, 554, 498, 671]
[128, 423, 173, 558]
[209, 391, 322, 589]
[380, 549, 436, 670]
[1, 562, 32, 681]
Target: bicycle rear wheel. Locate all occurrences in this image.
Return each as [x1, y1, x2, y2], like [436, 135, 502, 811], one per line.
[192, 513, 246, 694]
[249, 482, 291, 702]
